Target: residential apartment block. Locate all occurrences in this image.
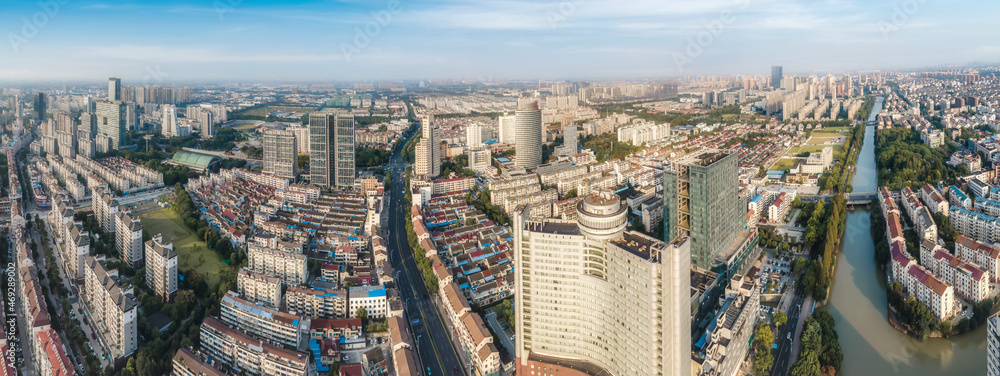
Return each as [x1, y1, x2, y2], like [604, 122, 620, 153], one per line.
[82, 256, 138, 361]
[199, 317, 309, 376]
[921, 240, 990, 303]
[145, 234, 178, 301]
[694, 275, 760, 376]
[247, 237, 308, 286]
[220, 291, 304, 349]
[114, 211, 143, 267]
[92, 188, 119, 235]
[989, 313, 1000, 376]
[171, 347, 227, 376]
[237, 268, 284, 308]
[286, 285, 348, 319]
[955, 235, 1000, 282]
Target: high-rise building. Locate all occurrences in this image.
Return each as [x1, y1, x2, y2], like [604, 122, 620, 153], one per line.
[82, 256, 138, 361]
[414, 115, 440, 179]
[309, 112, 333, 187]
[498, 113, 516, 144]
[334, 114, 356, 188]
[467, 124, 484, 147]
[514, 191, 691, 376]
[115, 211, 144, 268]
[95, 100, 127, 150]
[663, 150, 740, 269]
[514, 100, 542, 169]
[263, 129, 299, 180]
[308, 112, 355, 188]
[145, 234, 178, 301]
[990, 313, 1000, 376]
[108, 77, 122, 101]
[34, 92, 47, 121]
[563, 123, 577, 154]
[771, 66, 783, 89]
[162, 104, 178, 137]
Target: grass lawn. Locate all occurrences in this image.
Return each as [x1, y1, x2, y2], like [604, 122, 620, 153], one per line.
[770, 158, 798, 171]
[796, 144, 844, 154]
[140, 207, 226, 289]
[233, 124, 258, 130]
[811, 130, 851, 137]
[806, 137, 845, 145]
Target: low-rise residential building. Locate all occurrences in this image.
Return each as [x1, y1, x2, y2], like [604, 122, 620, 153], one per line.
[695, 275, 760, 376]
[927, 248, 990, 303]
[457, 312, 501, 376]
[905, 264, 956, 321]
[920, 184, 949, 216]
[955, 235, 1000, 283]
[286, 285, 348, 319]
[348, 285, 388, 319]
[950, 206, 1000, 244]
[237, 268, 284, 308]
[145, 234, 178, 301]
[199, 317, 309, 376]
[949, 185, 972, 209]
[172, 347, 227, 376]
[220, 291, 305, 349]
[34, 328, 75, 376]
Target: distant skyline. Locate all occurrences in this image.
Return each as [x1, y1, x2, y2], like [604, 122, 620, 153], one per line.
[2, 0, 999, 82]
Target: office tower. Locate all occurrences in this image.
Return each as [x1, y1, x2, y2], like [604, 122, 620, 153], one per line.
[309, 112, 334, 186]
[95, 100, 127, 150]
[414, 115, 440, 179]
[309, 112, 355, 188]
[108, 77, 121, 101]
[514, 191, 691, 376]
[263, 129, 299, 179]
[162, 105, 178, 137]
[34, 92, 47, 121]
[145, 234, 178, 301]
[771, 66, 783, 89]
[498, 113, 516, 144]
[990, 313, 1000, 376]
[514, 100, 542, 169]
[334, 114, 356, 188]
[663, 150, 740, 269]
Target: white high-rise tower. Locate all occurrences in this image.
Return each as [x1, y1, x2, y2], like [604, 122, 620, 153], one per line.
[514, 100, 542, 169]
[415, 115, 440, 179]
[514, 191, 691, 376]
[161, 105, 178, 137]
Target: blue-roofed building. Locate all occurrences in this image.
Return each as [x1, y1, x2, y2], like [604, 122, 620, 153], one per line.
[349, 285, 388, 318]
[949, 185, 972, 209]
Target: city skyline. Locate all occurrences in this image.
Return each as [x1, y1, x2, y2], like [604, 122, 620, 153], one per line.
[2, 0, 999, 82]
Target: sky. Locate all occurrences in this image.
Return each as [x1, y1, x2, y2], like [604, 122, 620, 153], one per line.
[0, 0, 998, 83]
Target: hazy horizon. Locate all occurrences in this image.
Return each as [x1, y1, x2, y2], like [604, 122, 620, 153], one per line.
[2, 0, 999, 82]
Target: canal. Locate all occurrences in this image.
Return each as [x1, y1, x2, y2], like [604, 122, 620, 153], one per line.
[825, 97, 988, 375]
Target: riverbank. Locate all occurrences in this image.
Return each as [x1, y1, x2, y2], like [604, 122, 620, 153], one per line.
[826, 117, 989, 375]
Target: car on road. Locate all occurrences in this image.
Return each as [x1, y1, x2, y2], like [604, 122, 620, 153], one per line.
[787, 333, 791, 340]
[454, 366, 460, 374]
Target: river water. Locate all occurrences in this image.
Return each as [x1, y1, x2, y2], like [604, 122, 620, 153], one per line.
[825, 98, 988, 375]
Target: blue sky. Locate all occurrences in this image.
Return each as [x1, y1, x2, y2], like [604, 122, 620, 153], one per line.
[1, 0, 997, 82]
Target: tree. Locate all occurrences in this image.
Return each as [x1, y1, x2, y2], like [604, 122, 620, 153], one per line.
[752, 322, 775, 375]
[356, 307, 368, 325]
[790, 320, 822, 376]
[774, 311, 788, 328]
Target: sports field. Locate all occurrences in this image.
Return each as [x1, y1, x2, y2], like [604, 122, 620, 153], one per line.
[140, 207, 226, 288]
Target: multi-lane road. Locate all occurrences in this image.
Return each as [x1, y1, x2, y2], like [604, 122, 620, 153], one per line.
[383, 135, 465, 376]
